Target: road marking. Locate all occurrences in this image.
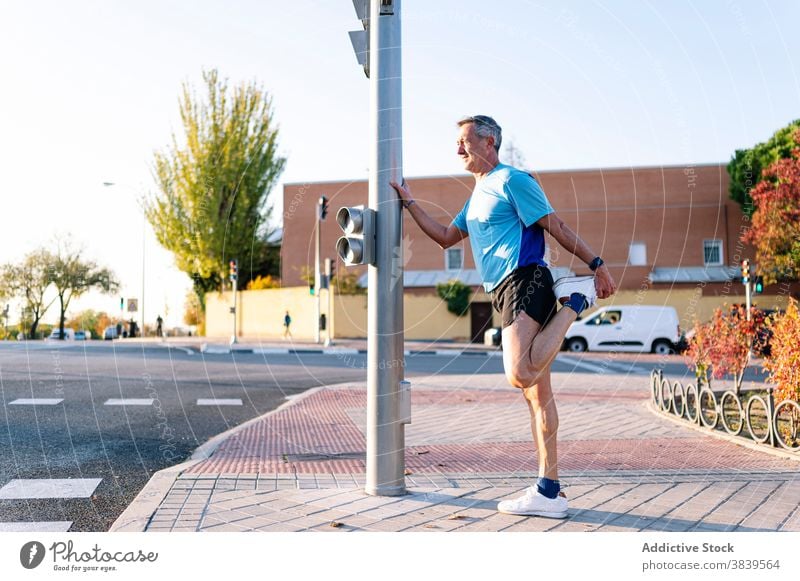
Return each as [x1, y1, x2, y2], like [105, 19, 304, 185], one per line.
[197, 399, 243, 406]
[556, 355, 607, 373]
[167, 346, 194, 355]
[556, 355, 650, 375]
[0, 478, 102, 500]
[104, 399, 154, 406]
[0, 521, 72, 532]
[252, 348, 289, 355]
[9, 399, 64, 405]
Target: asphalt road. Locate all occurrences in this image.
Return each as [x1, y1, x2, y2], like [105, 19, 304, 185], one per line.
[0, 341, 765, 531]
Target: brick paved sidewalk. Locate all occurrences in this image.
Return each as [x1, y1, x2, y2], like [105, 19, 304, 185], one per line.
[112, 373, 800, 532]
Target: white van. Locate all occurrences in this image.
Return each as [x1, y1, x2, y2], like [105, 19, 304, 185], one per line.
[563, 305, 681, 354]
[48, 328, 75, 341]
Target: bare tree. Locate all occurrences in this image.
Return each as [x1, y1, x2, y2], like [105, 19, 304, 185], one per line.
[502, 139, 527, 169]
[48, 238, 119, 340]
[0, 249, 57, 339]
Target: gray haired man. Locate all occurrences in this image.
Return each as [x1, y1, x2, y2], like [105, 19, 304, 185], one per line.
[392, 115, 616, 517]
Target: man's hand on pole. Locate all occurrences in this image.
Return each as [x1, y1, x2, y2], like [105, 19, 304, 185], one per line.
[390, 180, 414, 207]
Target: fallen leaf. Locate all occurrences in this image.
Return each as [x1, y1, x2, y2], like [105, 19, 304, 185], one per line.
[404, 468, 413, 475]
[330, 521, 342, 528]
[447, 514, 467, 520]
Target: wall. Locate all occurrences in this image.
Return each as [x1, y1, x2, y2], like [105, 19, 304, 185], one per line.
[205, 287, 472, 341]
[281, 164, 750, 293]
[206, 285, 792, 341]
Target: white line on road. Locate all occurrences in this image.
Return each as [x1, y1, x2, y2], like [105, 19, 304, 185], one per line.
[9, 399, 64, 405]
[0, 479, 102, 500]
[556, 355, 650, 375]
[0, 521, 72, 532]
[196, 399, 243, 406]
[104, 399, 154, 406]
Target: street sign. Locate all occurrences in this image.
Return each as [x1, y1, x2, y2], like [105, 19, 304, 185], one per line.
[127, 298, 138, 312]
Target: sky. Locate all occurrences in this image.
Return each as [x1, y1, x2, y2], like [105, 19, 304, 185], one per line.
[1, 0, 798, 328]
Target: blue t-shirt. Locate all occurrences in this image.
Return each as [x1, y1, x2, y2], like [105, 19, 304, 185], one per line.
[452, 164, 554, 292]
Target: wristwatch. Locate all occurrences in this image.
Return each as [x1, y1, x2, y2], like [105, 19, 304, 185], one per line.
[589, 256, 604, 271]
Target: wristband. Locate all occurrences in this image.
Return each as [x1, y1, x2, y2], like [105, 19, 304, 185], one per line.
[404, 200, 416, 209]
[589, 256, 604, 271]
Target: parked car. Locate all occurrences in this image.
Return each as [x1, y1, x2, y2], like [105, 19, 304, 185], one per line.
[562, 305, 681, 354]
[48, 328, 75, 341]
[103, 326, 119, 340]
[75, 330, 91, 340]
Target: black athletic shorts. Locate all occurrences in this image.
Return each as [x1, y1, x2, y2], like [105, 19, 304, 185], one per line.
[490, 264, 558, 328]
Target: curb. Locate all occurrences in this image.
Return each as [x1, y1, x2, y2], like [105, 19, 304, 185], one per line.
[109, 382, 355, 532]
[198, 344, 502, 357]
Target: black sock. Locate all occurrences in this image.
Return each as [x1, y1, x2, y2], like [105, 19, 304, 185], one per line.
[537, 477, 560, 499]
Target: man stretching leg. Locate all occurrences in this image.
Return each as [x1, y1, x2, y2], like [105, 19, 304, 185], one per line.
[391, 115, 616, 517]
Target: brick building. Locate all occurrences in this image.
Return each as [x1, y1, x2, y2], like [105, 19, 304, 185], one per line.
[281, 163, 785, 341]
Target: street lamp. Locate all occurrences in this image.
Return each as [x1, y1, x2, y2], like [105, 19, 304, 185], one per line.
[103, 182, 146, 337]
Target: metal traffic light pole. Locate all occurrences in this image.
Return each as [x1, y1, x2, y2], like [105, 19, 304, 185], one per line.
[366, 0, 406, 496]
[341, 0, 407, 496]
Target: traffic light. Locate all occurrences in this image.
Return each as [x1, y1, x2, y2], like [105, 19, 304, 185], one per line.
[229, 259, 238, 281]
[740, 259, 750, 284]
[319, 196, 329, 221]
[336, 205, 376, 266]
[754, 276, 764, 294]
[348, 0, 370, 78]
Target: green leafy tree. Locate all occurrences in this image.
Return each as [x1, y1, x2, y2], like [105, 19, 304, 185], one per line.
[728, 119, 800, 215]
[145, 69, 286, 306]
[0, 249, 57, 340]
[49, 238, 119, 340]
[436, 280, 472, 317]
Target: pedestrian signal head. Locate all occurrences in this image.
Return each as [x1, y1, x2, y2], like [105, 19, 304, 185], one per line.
[336, 205, 375, 266]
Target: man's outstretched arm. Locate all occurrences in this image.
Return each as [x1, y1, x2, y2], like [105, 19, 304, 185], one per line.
[390, 180, 468, 249]
[536, 212, 617, 299]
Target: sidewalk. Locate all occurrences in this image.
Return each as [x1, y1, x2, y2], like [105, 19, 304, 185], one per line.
[112, 370, 800, 533]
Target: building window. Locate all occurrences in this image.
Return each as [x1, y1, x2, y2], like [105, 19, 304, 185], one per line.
[629, 242, 647, 266]
[445, 248, 463, 271]
[703, 239, 723, 266]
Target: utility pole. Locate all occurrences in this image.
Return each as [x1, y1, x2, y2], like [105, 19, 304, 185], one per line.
[229, 259, 238, 344]
[315, 196, 329, 344]
[343, 0, 408, 497]
[324, 257, 333, 347]
[741, 259, 751, 321]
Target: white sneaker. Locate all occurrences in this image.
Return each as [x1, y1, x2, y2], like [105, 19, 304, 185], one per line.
[497, 486, 568, 518]
[552, 275, 597, 308]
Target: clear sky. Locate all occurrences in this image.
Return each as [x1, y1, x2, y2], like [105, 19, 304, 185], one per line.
[1, 0, 798, 327]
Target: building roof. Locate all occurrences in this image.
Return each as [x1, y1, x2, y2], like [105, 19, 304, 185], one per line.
[648, 266, 739, 283]
[357, 267, 575, 288]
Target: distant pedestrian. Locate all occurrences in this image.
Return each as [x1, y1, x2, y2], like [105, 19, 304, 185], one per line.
[283, 311, 292, 339]
[156, 315, 163, 338]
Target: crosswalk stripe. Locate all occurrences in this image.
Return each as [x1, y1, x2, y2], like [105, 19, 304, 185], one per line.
[104, 399, 154, 406]
[0, 521, 72, 532]
[0, 478, 102, 500]
[9, 399, 64, 405]
[197, 399, 243, 406]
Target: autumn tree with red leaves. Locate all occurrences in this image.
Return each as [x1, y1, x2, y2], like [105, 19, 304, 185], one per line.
[742, 129, 800, 284]
[685, 305, 767, 393]
[763, 299, 800, 404]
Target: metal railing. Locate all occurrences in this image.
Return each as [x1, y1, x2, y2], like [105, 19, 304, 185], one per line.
[650, 369, 800, 452]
